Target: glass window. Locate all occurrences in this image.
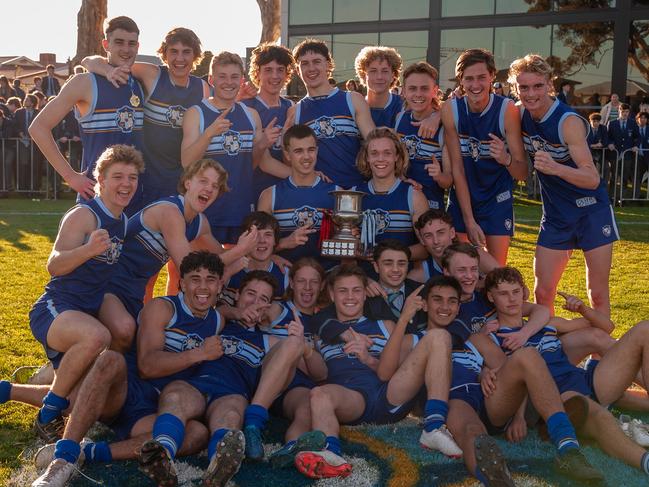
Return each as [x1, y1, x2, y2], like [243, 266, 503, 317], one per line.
[551, 22, 614, 109]
[442, 0, 494, 17]
[379, 31, 429, 67]
[496, 0, 549, 14]
[627, 21, 649, 109]
[555, 0, 615, 10]
[494, 25, 551, 75]
[289, 0, 332, 25]
[332, 33, 380, 83]
[334, 0, 379, 22]
[381, 0, 429, 19]
[440, 28, 494, 92]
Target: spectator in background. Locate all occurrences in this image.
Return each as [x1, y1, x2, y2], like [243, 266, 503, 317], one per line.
[29, 76, 43, 94]
[557, 81, 572, 105]
[12, 79, 25, 101]
[58, 109, 82, 174]
[0, 107, 17, 191]
[492, 81, 505, 97]
[33, 91, 46, 110]
[328, 77, 337, 88]
[43, 64, 61, 97]
[587, 113, 610, 193]
[345, 79, 360, 93]
[588, 93, 602, 109]
[608, 103, 639, 199]
[13, 94, 39, 190]
[600, 93, 621, 124]
[636, 111, 649, 198]
[0, 76, 15, 100]
[639, 97, 649, 115]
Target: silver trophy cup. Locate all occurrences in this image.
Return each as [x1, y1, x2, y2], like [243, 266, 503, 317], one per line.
[321, 189, 365, 258]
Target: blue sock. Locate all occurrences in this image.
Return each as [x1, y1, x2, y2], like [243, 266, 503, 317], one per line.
[0, 380, 11, 404]
[152, 413, 185, 460]
[547, 412, 580, 455]
[474, 466, 489, 485]
[54, 439, 80, 464]
[244, 404, 269, 430]
[38, 391, 69, 424]
[208, 428, 229, 461]
[423, 399, 448, 432]
[325, 436, 341, 455]
[83, 441, 112, 463]
[642, 452, 649, 475]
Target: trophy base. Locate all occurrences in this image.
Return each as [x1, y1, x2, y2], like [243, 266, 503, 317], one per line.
[321, 238, 361, 258]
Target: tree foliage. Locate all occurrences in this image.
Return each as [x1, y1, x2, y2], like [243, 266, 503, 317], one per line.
[192, 51, 213, 79]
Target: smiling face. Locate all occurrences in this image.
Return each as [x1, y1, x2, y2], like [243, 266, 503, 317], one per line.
[97, 161, 139, 210]
[365, 58, 394, 96]
[444, 252, 479, 297]
[180, 266, 222, 315]
[236, 279, 274, 325]
[250, 227, 276, 262]
[404, 72, 437, 116]
[284, 135, 318, 178]
[184, 167, 221, 213]
[423, 285, 460, 329]
[290, 265, 322, 311]
[373, 249, 409, 290]
[164, 41, 196, 81]
[330, 275, 366, 322]
[487, 280, 524, 320]
[103, 28, 139, 68]
[419, 219, 455, 260]
[460, 62, 494, 109]
[258, 60, 290, 97]
[515, 71, 553, 117]
[211, 63, 243, 103]
[367, 137, 398, 180]
[297, 51, 331, 92]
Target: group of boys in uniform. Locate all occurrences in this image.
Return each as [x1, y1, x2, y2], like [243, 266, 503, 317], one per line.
[1, 12, 648, 487]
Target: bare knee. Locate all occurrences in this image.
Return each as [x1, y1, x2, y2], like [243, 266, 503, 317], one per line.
[510, 347, 543, 369]
[310, 387, 333, 411]
[421, 328, 451, 352]
[80, 325, 112, 356]
[282, 335, 305, 359]
[92, 350, 125, 382]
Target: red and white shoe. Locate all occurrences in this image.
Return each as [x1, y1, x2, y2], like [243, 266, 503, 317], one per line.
[295, 450, 352, 479]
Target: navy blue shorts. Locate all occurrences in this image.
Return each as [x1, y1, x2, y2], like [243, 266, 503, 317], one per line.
[271, 369, 316, 414]
[109, 371, 159, 441]
[537, 204, 619, 251]
[554, 368, 594, 398]
[105, 287, 144, 322]
[449, 383, 484, 416]
[338, 376, 416, 425]
[448, 195, 514, 237]
[29, 294, 98, 369]
[187, 362, 260, 405]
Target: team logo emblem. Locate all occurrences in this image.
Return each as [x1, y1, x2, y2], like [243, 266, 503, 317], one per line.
[115, 106, 135, 133]
[374, 209, 390, 234]
[221, 337, 240, 356]
[222, 130, 242, 155]
[166, 105, 186, 128]
[293, 205, 320, 228]
[312, 116, 337, 138]
[602, 225, 612, 237]
[104, 236, 123, 264]
[470, 317, 486, 333]
[182, 333, 204, 351]
[402, 135, 421, 158]
[530, 135, 549, 153]
[504, 219, 513, 231]
[467, 137, 481, 161]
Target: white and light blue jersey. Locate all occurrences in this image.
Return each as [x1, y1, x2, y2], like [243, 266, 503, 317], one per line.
[370, 93, 403, 127]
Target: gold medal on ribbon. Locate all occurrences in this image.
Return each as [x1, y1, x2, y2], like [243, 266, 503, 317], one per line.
[130, 93, 140, 107]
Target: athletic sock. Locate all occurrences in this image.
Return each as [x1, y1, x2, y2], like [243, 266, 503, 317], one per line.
[208, 428, 229, 462]
[38, 390, 69, 424]
[83, 441, 112, 463]
[642, 451, 649, 475]
[244, 404, 269, 430]
[423, 399, 449, 432]
[474, 466, 490, 486]
[0, 380, 11, 404]
[54, 439, 80, 464]
[546, 411, 580, 455]
[325, 436, 341, 456]
[152, 413, 185, 460]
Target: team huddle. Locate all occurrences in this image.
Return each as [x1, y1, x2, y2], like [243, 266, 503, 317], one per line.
[3, 13, 649, 487]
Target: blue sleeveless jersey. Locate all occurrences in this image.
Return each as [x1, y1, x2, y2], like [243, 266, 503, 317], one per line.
[196, 100, 256, 227]
[355, 179, 416, 247]
[265, 300, 314, 339]
[295, 88, 363, 188]
[421, 255, 443, 281]
[76, 74, 144, 180]
[521, 99, 610, 222]
[147, 293, 224, 390]
[142, 67, 205, 197]
[42, 197, 127, 313]
[110, 195, 202, 303]
[448, 95, 513, 215]
[271, 176, 337, 263]
[449, 291, 496, 342]
[318, 317, 389, 386]
[243, 96, 293, 198]
[370, 93, 403, 127]
[220, 262, 289, 307]
[395, 110, 445, 209]
[451, 338, 484, 389]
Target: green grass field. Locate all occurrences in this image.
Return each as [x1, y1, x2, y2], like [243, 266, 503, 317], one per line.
[0, 197, 648, 486]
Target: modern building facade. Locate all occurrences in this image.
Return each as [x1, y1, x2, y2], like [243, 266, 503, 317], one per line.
[281, 0, 649, 109]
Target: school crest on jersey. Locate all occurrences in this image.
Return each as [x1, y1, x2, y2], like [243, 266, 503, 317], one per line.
[312, 116, 337, 138]
[402, 135, 421, 158]
[96, 235, 123, 265]
[470, 316, 486, 333]
[602, 225, 612, 237]
[467, 136, 481, 161]
[166, 105, 186, 129]
[222, 130, 242, 155]
[221, 337, 240, 355]
[374, 209, 390, 234]
[293, 205, 320, 228]
[115, 106, 135, 133]
[529, 135, 550, 153]
[181, 333, 204, 351]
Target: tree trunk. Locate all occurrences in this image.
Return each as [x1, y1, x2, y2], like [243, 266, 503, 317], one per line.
[256, 0, 281, 45]
[72, 0, 108, 66]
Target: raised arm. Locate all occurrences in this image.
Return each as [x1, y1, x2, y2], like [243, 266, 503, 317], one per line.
[549, 291, 615, 335]
[251, 108, 291, 178]
[181, 106, 232, 167]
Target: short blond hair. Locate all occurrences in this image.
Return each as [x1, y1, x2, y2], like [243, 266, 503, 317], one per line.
[210, 51, 245, 76]
[354, 46, 402, 89]
[93, 144, 144, 192]
[357, 127, 409, 179]
[178, 158, 229, 196]
[507, 53, 555, 98]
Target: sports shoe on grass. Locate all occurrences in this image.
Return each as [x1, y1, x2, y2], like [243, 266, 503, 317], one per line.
[243, 424, 264, 461]
[32, 458, 76, 487]
[620, 415, 649, 447]
[33, 416, 65, 443]
[34, 438, 90, 471]
[419, 425, 463, 458]
[554, 449, 604, 482]
[269, 430, 326, 469]
[474, 434, 515, 487]
[28, 362, 55, 385]
[138, 439, 178, 487]
[203, 430, 245, 487]
[295, 450, 352, 479]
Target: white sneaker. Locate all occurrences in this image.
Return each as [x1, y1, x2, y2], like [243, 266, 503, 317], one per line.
[630, 419, 649, 447]
[34, 439, 89, 471]
[32, 458, 76, 487]
[419, 426, 463, 458]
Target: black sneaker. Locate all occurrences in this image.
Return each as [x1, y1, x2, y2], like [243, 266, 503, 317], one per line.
[138, 439, 178, 487]
[203, 430, 245, 487]
[474, 434, 515, 487]
[554, 449, 604, 482]
[33, 415, 65, 443]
